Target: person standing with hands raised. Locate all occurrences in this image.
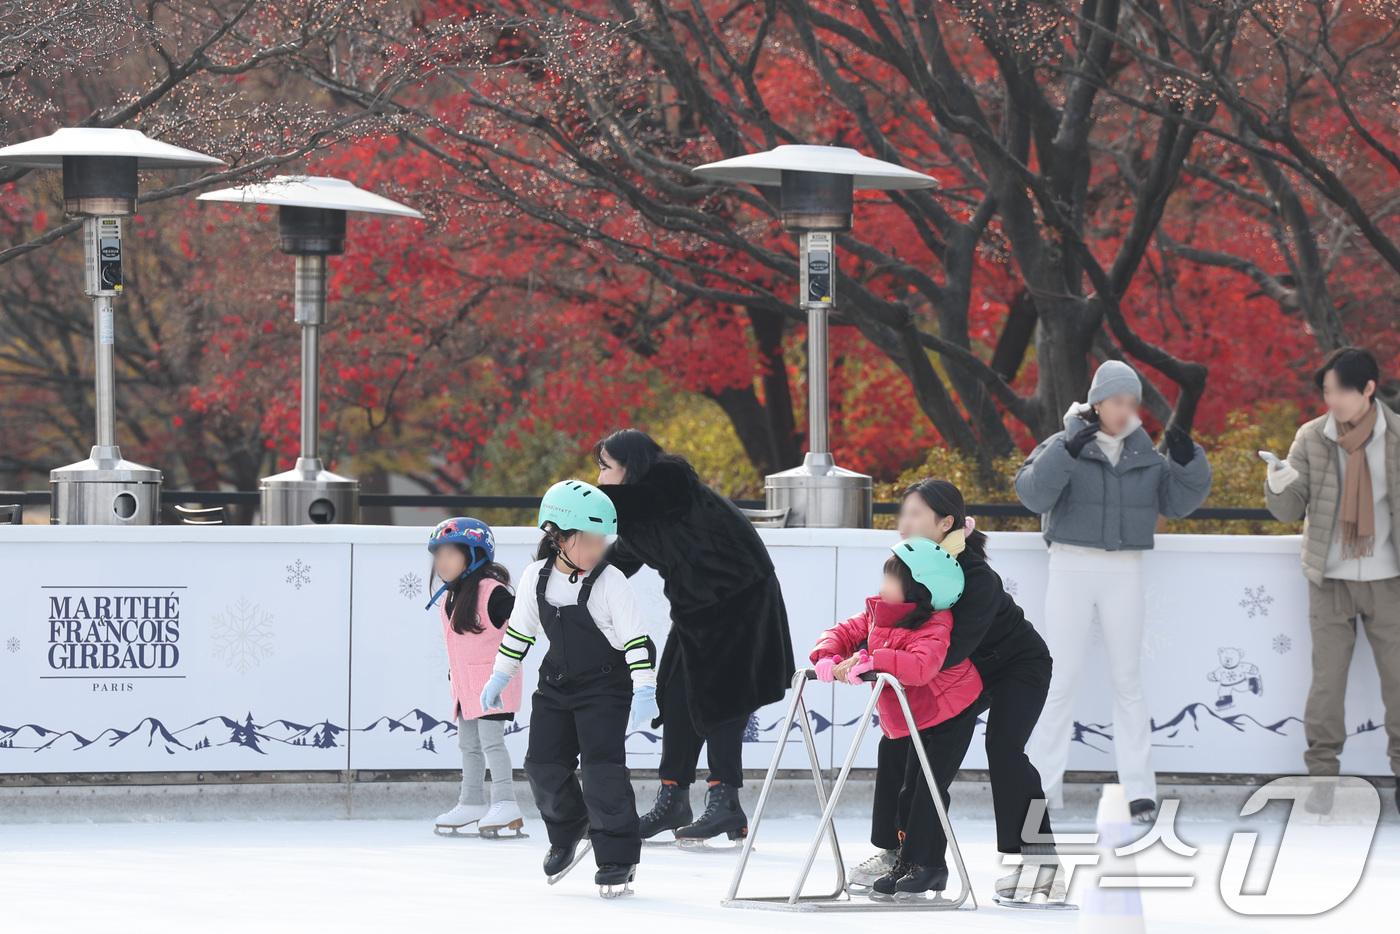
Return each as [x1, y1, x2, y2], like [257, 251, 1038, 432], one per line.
[1015, 361, 1212, 824]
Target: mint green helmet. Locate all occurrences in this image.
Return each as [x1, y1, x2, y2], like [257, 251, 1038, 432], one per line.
[538, 479, 618, 535]
[891, 537, 964, 610]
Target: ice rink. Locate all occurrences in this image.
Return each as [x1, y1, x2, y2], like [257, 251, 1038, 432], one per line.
[1, 810, 1392, 932]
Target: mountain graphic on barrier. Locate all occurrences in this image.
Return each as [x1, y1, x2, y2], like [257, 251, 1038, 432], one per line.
[1069, 700, 1311, 753]
[0, 713, 347, 756]
[356, 709, 458, 737]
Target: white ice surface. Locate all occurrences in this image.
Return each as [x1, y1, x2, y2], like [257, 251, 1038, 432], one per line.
[1, 815, 1393, 932]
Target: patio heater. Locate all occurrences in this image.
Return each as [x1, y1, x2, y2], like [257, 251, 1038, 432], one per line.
[197, 176, 423, 525]
[692, 145, 937, 528]
[0, 128, 223, 525]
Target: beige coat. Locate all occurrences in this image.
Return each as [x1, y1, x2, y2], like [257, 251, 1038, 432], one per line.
[1265, 399, 1400, 586]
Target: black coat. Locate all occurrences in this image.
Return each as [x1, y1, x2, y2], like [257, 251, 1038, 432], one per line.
[942, 549, 1050, 678]
[602, 461, 796, 733]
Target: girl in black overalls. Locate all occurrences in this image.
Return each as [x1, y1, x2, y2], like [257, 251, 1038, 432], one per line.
[480, 480, 658, 898]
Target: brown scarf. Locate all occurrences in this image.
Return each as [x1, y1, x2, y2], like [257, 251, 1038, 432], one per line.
[1336, 400, 1379, 560]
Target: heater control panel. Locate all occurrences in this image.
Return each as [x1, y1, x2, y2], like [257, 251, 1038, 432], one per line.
[83, 217, 123, 296]
[800, 230, 834, 309]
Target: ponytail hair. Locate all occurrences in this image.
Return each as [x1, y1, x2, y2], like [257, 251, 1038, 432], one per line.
[902, 478, 988, 560]
[882, 555, 936, 630]
[535, 526, 579, 562]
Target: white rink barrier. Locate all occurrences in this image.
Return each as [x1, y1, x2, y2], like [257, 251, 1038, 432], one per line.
[0, 526, 1390, 777]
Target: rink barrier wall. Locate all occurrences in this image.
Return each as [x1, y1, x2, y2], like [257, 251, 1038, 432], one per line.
[0, 525, 1393, 783]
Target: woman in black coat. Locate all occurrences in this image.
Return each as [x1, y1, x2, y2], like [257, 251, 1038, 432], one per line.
[893, 479, 1065, 904]
[595, 429, 795, 845]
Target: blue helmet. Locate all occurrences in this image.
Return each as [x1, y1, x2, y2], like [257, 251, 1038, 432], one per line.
[425, 517, 495, 610]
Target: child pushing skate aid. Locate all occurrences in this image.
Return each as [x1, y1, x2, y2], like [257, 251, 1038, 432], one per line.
[811, 537, 982, 902]
[480, 480, 659, 899]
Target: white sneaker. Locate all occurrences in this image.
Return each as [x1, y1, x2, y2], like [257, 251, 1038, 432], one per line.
[435, 802, 488, 831]
[479, 800, 525, 837]
[848, 848, 900, 888]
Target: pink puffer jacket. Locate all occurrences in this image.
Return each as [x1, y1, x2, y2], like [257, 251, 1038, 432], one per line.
[811, 597, 983, 739]
[441, 579, 521, 720]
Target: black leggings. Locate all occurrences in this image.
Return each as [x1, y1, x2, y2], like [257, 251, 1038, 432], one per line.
[870, 705, 979, 867]
[656, 661, 747, 788]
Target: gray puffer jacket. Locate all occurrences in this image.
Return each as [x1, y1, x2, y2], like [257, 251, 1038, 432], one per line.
[1015, 410, 1213, 550]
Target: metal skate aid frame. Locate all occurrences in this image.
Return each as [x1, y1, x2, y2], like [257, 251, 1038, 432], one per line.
[723, 669, 976, 911]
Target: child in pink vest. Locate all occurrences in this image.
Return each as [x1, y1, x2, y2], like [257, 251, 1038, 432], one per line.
[426, 517, 523, 838]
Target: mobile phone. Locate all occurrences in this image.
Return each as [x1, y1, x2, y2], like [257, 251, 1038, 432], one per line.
[1257, 450, 1281, 467]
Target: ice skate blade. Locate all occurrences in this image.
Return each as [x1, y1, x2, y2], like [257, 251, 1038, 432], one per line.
[546, 840, 593, 885]
[845, 883, 874, 897]
[674, 829, 747, 853]
[993, 895, 1078, 910]
[674, 838, 746, 853]
[890, 890, 955, 906]
[433, 824, 479, 837]
[479, 818, 529, 840]
[599, 883, 635, 899]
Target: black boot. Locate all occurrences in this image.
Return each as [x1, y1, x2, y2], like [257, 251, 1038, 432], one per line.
[870, 858, 915, 897]
[894, 863, 949, 895]
[674, 782, 747, 841]
[639, 783, 693, 839]
[543, 823, 589, 877]
[1130, 798, 1157, 824]
[595, 863, 637, 898]
[595, 863, 636, 885]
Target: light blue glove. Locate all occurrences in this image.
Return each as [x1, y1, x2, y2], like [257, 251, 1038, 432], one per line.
[479, 671, 513, 712]
[630, 685, 658, 731]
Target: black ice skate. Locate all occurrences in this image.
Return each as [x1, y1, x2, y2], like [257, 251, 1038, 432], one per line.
[544, 827, 593, 885]
[594, 862, 636, 898]
[892, 864, 951, 902]
[673, 782, 747, 851]
[869, 858, 915, 899]
[1130, 798, 1157, 824]
[639, 783, 693, 841]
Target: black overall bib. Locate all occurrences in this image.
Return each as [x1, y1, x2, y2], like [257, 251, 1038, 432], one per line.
[523, 560, 641, 866]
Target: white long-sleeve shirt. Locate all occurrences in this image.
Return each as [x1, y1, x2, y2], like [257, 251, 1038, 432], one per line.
[494, 558, 657, 689]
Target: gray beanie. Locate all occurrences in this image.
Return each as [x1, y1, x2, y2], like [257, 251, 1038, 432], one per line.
[1088, 360, 1142, 405]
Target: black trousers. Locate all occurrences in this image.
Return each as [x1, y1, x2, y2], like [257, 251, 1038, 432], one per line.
[524, 679, 641, 866]
[870, 705, 979, 867]
[656, 660, 746, 788]
[975, 650, 1054, 853]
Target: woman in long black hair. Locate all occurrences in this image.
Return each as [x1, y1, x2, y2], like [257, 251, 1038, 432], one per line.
[594, 428, 796, 847]
[888, 479, 1064, 905]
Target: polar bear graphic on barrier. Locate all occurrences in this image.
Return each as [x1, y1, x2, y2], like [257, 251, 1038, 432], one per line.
[1208, 646, 1263, 709]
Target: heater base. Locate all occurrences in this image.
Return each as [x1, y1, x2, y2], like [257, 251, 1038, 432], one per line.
[50, 447, 162, 526]
[764, 453, 872, 529]
[260, 458, 359, 526]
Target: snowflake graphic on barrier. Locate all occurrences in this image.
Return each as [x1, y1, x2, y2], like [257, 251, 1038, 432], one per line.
[211, 597, 276, 674]
[5, 637, 18, 653]
[285, 559, 312, 590]
[1003, 577, 1020, 598]
[399, 572, 423, 600]
[1273, 634, 1292, 655]
[1142, 584, 1176, 660]
[1239, 585, 1274, 618]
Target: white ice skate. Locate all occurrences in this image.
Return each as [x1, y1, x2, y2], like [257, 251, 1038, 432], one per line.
[546, 840, 593, 885]
[846, 848, 899, 896]
[992, 859, 1077, 910]
[434, 802, 488, 837]
[478, 800, 527, 839]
